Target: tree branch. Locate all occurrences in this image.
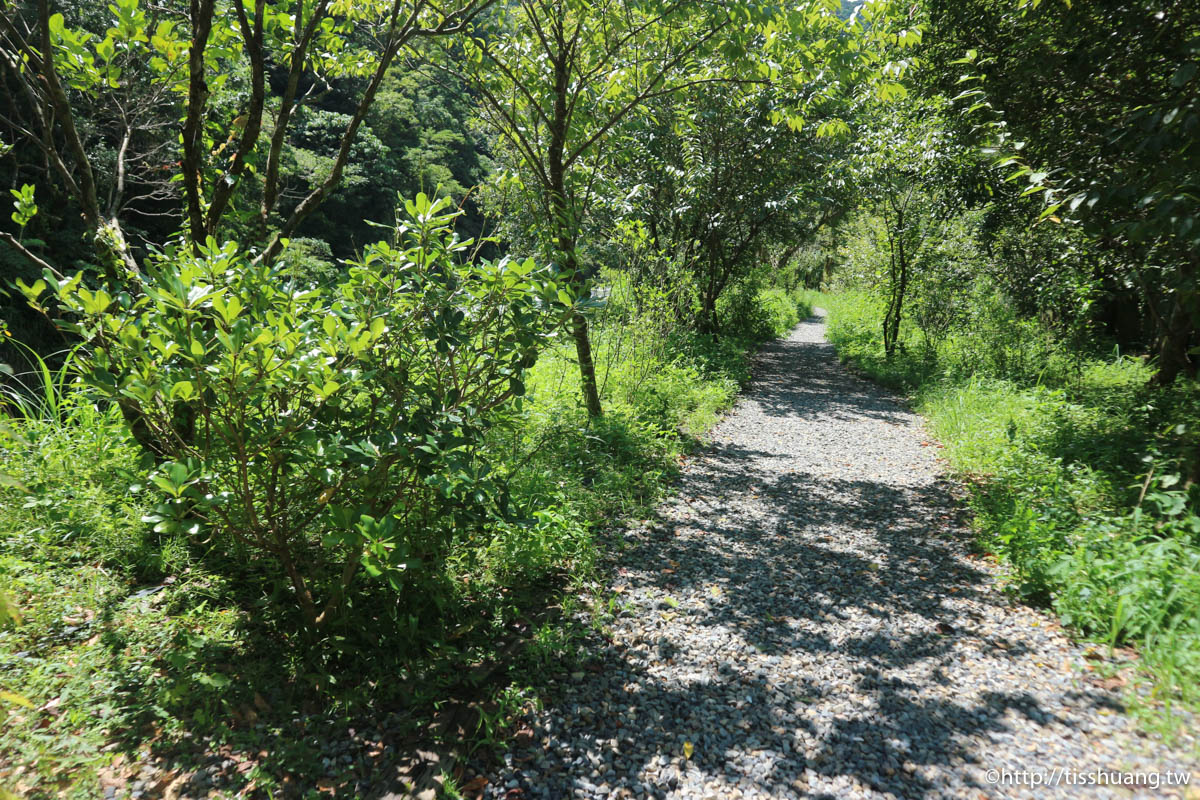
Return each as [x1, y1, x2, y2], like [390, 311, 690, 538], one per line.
[0, 231, 65, 279]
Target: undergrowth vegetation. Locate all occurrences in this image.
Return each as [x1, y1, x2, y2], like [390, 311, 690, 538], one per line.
[0, 239, 806, 795]
[816, 287, 1200, 716]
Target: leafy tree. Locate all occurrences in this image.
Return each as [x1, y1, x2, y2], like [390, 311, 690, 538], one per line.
[844, 93, 995, 357]
[611, 81, 851, 332]
[925, 0, 1200, 382]
[450, 0, 757, 416]
[0, 0, 494, 284]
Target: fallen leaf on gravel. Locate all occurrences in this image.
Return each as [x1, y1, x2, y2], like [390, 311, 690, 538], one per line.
[515, 723, 536, 744]
[462, 776, 488, 796]
[162, 774, 192, 800]
[682, 741, 694, 759]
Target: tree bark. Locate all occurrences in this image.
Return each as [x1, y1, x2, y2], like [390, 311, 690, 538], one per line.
[882, 203, 909, 357]
[205, 0, 266, 236]
[182, 0, 216, 249]
[571, 311, 602, 417]
[546, 18, 603, 417]
[1153, 297, 1196, 385]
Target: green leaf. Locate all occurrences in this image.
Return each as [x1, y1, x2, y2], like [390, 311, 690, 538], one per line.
[1170, 63, 1197, 88]
[171, 380, 194, 400]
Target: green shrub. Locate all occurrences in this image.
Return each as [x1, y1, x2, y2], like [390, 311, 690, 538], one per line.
[716, 285, 801, 342]
[30, 194, 564, 634]
[757, 288, 802, 338]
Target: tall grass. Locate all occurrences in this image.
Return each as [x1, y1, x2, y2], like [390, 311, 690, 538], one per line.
[0, 339, 83, 423]
[0, 344, 172, 577]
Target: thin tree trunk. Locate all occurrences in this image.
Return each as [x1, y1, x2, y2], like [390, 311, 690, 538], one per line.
[182, 0, 216, 249]
[571, 311, 602, 417]
[546, 21, 602, 417]
[883, 204, 908, 357]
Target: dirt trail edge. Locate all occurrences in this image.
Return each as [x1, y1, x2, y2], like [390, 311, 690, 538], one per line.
[472, 310, 1198, 800]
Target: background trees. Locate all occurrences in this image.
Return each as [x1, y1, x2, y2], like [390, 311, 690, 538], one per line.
[0, 0, 494, 281]
[608, 82, 840, 333]
[922, 0, 1200, 383]
[453, 0, 754, 416]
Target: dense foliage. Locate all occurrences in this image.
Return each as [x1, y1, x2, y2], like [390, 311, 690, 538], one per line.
[924, 0, 1200, 384]
[2, 0, 1199, 793]
[815, 8, 1200, 701]
[32, 194, 562, 632]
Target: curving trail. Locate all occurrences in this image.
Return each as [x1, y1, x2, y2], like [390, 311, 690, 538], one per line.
[477, 311, 1198, 799]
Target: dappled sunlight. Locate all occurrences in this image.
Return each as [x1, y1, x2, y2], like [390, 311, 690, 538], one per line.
[473, 315, 1195, 799]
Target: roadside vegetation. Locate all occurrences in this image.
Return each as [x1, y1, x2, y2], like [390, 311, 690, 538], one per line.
[2, 0, 1198, 794]
[795, 0, 1200, 727]
[0, 267, 807, 796]
[817, 288, 1200, 716]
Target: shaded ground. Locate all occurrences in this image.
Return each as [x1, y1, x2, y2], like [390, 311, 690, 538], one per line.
[469, 311, 1199, 800]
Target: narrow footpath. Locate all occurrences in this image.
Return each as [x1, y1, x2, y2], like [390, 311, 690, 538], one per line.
[479, 311, 1198, 800]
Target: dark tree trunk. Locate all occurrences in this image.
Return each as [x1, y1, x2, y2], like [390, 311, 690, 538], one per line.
[1153, 298, 1197, 385]
[571, 310, 602, 417]
[883, 209, 909, 358]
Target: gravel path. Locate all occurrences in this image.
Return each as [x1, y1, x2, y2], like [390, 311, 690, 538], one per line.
[475, 311, 1198, 800]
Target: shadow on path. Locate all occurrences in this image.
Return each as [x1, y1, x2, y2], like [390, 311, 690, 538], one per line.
[476, 314, 1184, 800]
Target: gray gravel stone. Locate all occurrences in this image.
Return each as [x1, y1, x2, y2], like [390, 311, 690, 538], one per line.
[475, 311, 1199, 799]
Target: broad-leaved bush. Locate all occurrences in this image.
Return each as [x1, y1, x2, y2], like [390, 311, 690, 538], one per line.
[31, 194, 563, 631]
